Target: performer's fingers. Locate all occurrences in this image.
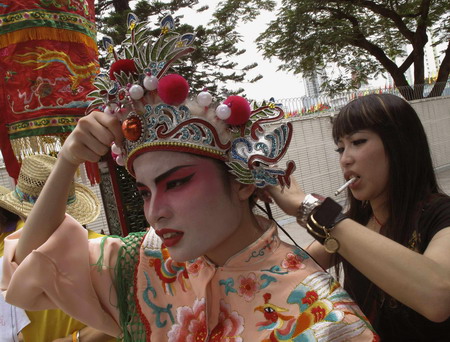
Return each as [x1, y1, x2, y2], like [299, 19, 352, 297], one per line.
[90, 111, 124, 147]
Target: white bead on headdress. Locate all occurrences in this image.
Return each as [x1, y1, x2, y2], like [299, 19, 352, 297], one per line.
[89, 13, 295, 188]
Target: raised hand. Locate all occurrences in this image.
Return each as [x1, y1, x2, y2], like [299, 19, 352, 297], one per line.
[256, 176, 306, 216]
[59, 111, 123, 166]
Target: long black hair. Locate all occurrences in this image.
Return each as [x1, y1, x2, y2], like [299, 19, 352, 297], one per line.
[332, 93, 441, 245]
[330, 93, 447, 315]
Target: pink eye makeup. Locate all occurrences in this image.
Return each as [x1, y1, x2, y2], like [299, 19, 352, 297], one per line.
[163, 172, 195, 191]
[135, 184, 151, 200]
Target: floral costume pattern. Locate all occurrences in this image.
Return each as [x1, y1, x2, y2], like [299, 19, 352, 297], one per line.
[133, 217, 377, 341]
[2, 215, 377, 341]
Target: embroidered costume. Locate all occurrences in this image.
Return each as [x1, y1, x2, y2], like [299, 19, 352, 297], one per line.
[2, 215, 377, 341]
[0, 220, 112, 342]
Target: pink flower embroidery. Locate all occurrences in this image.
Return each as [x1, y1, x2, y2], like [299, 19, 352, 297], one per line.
[211, 300, 244, 342]
[186, 259, 204, 276]
[237, 272, 260, 302]
[168, 298, 207, 342]
[281, 252, 306, 271]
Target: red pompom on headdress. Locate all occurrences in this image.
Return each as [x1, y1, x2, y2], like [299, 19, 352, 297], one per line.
[158, 74, 190, 105]
[109, 59, 137, 81]
[223, 96, 251, 126]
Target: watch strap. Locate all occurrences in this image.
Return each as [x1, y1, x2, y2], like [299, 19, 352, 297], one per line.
[306, 197, 347, 252]
[313, 197, 343, 228]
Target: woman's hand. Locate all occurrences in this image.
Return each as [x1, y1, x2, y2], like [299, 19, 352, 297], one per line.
[59, 110, 123, 167]
[256, 176, 306, 216]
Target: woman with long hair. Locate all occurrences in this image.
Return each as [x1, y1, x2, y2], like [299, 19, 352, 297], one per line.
[265, 93, 450, 341]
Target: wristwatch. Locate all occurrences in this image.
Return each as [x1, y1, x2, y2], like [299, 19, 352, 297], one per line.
[308, 197, 347, 253]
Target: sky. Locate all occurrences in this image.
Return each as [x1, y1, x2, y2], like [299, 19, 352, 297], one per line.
[154, 1, 307, 102]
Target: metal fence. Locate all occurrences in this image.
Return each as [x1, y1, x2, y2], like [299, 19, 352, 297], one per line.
[277, 81, 450, 119]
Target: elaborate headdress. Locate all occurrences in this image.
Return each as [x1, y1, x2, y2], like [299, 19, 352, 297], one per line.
[89, 14, 295, 188]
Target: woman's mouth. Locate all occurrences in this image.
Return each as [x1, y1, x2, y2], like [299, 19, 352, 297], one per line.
[156, 229, 184, 247]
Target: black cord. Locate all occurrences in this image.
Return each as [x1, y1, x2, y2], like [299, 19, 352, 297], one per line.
[264, 202, 273, 220]
[256, 202, 300, 248]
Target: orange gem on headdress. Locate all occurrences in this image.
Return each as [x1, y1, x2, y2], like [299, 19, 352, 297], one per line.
[122, 117, 142, 141]
[118, 89, 127, 101]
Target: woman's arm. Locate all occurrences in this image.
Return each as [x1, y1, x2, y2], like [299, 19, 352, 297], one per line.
[15, 111, 123, 264]
[260, 177, 335, 269]
[332, 220, 450, 322]
[53, 326, 115, 342]
[266, 176, 450, 321]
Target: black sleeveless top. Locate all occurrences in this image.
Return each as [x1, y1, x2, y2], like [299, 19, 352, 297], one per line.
[343, 195, 450, 341]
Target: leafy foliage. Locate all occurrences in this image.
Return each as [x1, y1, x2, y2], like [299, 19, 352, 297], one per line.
[213, 0, 450, 99]
[94, 0, 262, 100]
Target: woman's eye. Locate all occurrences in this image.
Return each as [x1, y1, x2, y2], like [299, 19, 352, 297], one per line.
[335, 147, 344, 154]
[166, 174, 194, 190]
[352, 139, 367, 146]
[138, 189, 151, 200]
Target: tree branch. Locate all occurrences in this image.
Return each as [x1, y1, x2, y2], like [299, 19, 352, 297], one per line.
[428, 41, 450, 97]
[398, 53, 414, 73]
[328, 0, 416, 42]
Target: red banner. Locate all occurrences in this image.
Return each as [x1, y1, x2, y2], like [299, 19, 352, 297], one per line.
[0, 0, 98, 179]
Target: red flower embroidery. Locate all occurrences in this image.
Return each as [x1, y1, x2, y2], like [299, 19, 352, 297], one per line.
[168, 298, 207, 342]
[302, 291, 319, 305]
[168, 299, 244, 342]
[237, 272, 260, 302]
[187, 259, 204, 276]
[281, 252, 306, 271]
[210, 300, 244, 342]
[311, 306, 327, 322]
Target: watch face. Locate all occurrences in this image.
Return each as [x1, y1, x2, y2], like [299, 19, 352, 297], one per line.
[315, 197, 343, 228]
[324, 236, 340, 253]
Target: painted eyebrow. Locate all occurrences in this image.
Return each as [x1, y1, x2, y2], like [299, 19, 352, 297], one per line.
[135, 164, 195, 188]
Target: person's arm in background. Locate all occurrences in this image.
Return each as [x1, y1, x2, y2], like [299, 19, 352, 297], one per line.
[257, 176, 335, 270]
[53, 326, 116, 342]
[15, 111, 123, 264]
[264, 176, 450, 322]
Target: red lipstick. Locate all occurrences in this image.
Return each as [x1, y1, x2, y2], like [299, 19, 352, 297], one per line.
[156, 228, 184, 247]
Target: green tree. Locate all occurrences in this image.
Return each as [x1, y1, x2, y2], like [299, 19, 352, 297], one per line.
[94, 0, 261, 99]
[213, 0, 450, 100]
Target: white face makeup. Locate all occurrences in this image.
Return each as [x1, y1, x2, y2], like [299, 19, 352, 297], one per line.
[336, 130, 390, 207]
[133, 151, 248, 264]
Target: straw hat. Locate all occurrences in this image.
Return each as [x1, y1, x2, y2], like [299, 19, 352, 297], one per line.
[0, 154, 100, 225]
[0, 185, 10, 196]
[0, 185, 11, 196]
